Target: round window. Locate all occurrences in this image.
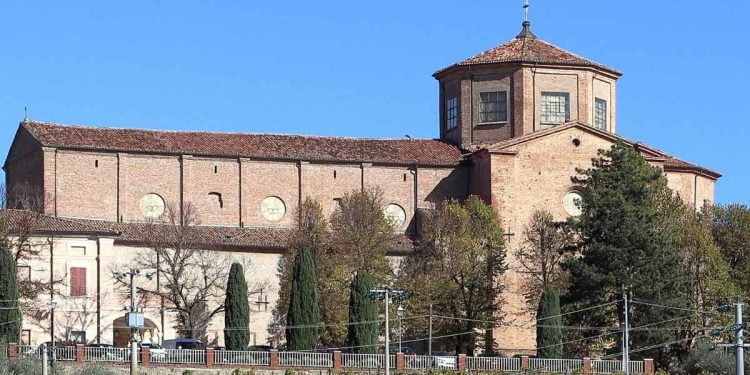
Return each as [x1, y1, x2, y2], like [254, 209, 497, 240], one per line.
[260, 196, 286, 221]
[139, 193, 165, 219]
[383, 204, 406, 227]
[562, 191, 583, 217]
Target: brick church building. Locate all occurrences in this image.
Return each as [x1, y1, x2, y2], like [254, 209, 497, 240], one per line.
[2, 20, 719, 352]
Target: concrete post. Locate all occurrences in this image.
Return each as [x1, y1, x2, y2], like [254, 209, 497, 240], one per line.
[457, 354, 467, 372]
[75, 344, 84, 364]
[140, 345, 150, 367]
[269, 349, 279, 369]
[205, 348, 214, 367]
[333, 351, 342, 369]
[644, 359, 654, 374]
[396, 352, 405, 371]
[582, 357, 591, 375]
[521, 356, 530, 371]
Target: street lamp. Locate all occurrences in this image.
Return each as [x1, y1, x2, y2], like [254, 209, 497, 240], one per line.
[115, 268, 153, 375]
[367, 289, 407, 375]
[48, 299, 57, 374]
[396, 305, 405, 354]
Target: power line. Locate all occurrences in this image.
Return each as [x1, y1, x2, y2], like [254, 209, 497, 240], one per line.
[630, 299, 733, 316]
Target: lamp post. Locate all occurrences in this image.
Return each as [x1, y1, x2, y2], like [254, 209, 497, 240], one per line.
[48, 300, 57, 374]
[115, 268, 154, 375]
[397, 305, 405, 353]
[367, 289, 407, 375]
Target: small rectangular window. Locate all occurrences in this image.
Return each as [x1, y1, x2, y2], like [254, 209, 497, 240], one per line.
[446, 97, 458, 130]
[541, 92, 570, 124]
[594, 98, 607, 130]
[70, 267, 86, 297]
[479, 91, 508, 123]
[69, 330, 86, 344]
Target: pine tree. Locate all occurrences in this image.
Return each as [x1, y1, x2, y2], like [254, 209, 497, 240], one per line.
[536, 288, 562, 358]
[224, 262, 250, 350]
[0, 245, 21, 343]
[347, 271, 378, 353]
[563, 142, 690, 361]
[286, 247, 320, 350]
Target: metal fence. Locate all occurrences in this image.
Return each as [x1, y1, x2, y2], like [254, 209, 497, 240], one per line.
[150, 348, 205, 364]
[529, 358, 583, 373]
[467, 356, 522, 372]
[342, 353, 395, 369]
[54, 346, 76, 361]
[591, 360, 645, 374]
[84, 347, 130, 362]
[404, 355, 458, 370]
[214, 350, 271, 366]
[16, 345, 40, 360]
[278, 352, 332, 367]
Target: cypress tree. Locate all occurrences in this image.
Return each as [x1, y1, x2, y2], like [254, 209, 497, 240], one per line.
[536, 288, 562, 358]
[346, 271, 378, 353]
[286, 247, 320, 350]
[0, 246, 20, 343]
[224, 262, 250, 350]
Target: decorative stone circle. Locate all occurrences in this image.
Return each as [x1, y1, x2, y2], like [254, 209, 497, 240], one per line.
[562, 190, 583, 217]
[261, 196, 286, 221]
[383, 203, 406, 227]
[139, 193, 165, 219]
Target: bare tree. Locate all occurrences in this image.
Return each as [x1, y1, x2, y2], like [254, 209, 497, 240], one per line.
[130, 202, 233, 341]
[514, 210, 575, 307]
[0, 183, 66, 321]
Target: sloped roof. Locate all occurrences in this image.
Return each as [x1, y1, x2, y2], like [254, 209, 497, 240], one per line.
[0, 209, 119, 236]
[21, 120, 463, 167]
[478, 121, 721, 179]
[434, 23, 620, 77]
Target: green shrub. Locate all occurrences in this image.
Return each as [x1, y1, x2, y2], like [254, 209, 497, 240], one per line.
[232, 369, 256, 375]
[74, 363, 115, 375]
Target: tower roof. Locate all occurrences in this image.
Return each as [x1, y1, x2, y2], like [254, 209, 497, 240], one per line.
[434, 23, 621, 78]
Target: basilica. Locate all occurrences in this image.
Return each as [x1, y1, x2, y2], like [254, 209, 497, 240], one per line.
[2, 20, 718, 353]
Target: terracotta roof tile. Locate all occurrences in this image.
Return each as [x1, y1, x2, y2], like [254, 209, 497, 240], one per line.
[664, 157, 721, 178]
[435, 36, 620, 77]
[21, 121, 463, 167]
[0, 209, 119, 235]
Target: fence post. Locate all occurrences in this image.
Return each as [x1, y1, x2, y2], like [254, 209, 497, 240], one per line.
[521, 356, 530, 371]
[206, 347, 214, 367]
[75, 344, 84, 364]
[457, 354, 467, 372]
[269, 349, 279, 369]
[644, 359, 654, 374]
[7, 343, 18, 361]
[582, 357, 591, 375]
[140, 345, 150, 367]
[396, 352, 405, 371]
[333, 351, 342, 369]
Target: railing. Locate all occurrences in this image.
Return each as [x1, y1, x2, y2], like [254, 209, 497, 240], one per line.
[279, 351, 332, 367]
[591, 360, 645, 374]
[150, 348, 205, 364]
[467, 356, 522, 372]
[16, 345, 40, 359]
[215, 350, 271, 366]
[529, 358, 583, 373]
[84, 347, 130, 362]
[54, 346, 76, 361]
[404, 355, 457, 370]
[342, 353, 395, 368]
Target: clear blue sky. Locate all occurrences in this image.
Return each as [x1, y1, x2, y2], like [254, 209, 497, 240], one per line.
[0, 1, 746, 204]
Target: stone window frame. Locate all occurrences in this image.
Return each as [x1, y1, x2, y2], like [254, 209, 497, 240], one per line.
[478, 91, 509, 124]
[541, 92, 570, 124]
[446, 97, 458, 130]
[594, 97, 607, 130]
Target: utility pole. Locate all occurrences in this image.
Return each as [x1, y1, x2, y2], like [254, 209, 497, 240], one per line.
[737, 302, 744, 375]
[428, 303, 433, 356]
[718, 300, 748, 375]
[622, 290, 630, 375]
[48, 300, 57, 374]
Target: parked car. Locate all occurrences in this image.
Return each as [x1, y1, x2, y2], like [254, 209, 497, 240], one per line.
[85, 343, 127, 361]
[248, 345, 274, 352]
[140, 342, 166, 361]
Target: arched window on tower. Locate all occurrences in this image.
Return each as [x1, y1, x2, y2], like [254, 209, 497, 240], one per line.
[208, 192, 223, 209]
